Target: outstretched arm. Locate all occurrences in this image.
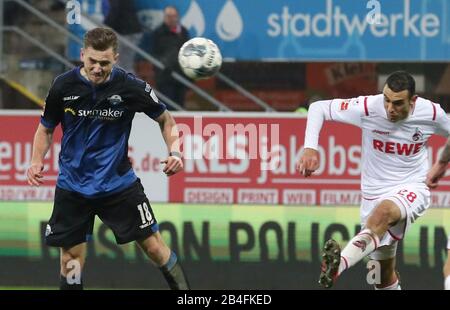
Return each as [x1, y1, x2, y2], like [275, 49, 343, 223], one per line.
[296, 100, 330, 177]
[27, 124, 54, 186]
[155, 110, 183, 176]
[296, 97, 365, 177]
[426, 138, 450, 188]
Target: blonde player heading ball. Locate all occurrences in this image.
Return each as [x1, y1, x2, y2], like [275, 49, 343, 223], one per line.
[297, 71, 450, 289]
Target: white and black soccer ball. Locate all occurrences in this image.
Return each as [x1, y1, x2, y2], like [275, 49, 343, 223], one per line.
[178, 37, 222, 80]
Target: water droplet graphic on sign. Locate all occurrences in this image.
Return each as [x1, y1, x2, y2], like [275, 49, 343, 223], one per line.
[181, 0, 205, 37]
[216, 0, 243, 41]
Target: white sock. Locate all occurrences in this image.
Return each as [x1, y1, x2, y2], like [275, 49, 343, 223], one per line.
[445, 276, 450, 290]
[338, 228, 380, 275]
[375, 279, 401, 290]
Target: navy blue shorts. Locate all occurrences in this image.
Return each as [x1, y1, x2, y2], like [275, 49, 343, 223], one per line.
[45, 179, 159, 248]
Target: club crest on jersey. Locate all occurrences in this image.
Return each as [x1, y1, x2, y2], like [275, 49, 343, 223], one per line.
[412, 128, 423, 141]
[107, 95, 123, 105]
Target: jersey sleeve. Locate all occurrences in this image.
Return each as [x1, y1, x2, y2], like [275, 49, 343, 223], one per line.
[328, 96, 366, 126]
[40, 79, 63, 129]
[433, 103, 450, 137]
[126, 76, 167, 119]
[303, 97, 365, 150]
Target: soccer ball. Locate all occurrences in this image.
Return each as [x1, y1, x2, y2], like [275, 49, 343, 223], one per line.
[178, 37, 222, 80]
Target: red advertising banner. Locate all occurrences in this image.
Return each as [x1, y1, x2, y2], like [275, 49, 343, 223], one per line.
[169, 114, 450, 206]
[0, 112, 167, 202]
[2, 112, 450, 206]
[0, 113, 61, 200]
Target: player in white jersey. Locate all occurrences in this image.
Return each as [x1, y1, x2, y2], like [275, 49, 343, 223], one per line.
[297, 71, 450, 289]
[426, 145, 450, 290]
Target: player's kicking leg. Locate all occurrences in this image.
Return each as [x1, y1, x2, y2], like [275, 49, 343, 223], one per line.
[137, 232, 190, 290]
[318, 239, 341, 288]
[60, 243, 87, 290]
[319, 200, 400, 289]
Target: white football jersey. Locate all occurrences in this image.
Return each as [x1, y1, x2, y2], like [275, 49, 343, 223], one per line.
[304, 94, 450, 197]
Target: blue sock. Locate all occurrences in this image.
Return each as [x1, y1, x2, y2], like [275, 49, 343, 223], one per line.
[160, 250, 177, 271]
[159, 251, 190, 290]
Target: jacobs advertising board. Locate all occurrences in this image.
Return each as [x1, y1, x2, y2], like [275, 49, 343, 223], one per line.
[1, 111, 450, 207]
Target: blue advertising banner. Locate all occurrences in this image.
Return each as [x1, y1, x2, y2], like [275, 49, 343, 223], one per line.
[134, 0, 450, 61]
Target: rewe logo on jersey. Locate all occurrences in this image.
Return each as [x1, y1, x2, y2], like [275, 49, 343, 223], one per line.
[373, 139, 424, 156]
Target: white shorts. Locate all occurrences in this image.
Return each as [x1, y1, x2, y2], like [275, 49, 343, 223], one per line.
[360, 183, 430, 260]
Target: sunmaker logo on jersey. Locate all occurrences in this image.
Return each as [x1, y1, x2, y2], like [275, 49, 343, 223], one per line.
[64, 107, 124, 120]
[77, 108, 124, 120]
[63, 94, 125, 121]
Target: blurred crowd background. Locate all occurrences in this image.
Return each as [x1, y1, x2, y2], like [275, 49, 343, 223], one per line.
[2, 0, 450, 113]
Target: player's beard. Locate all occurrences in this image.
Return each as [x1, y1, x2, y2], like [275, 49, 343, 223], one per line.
[389, 112, 408, 122]
[388, 114, 398, 122]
